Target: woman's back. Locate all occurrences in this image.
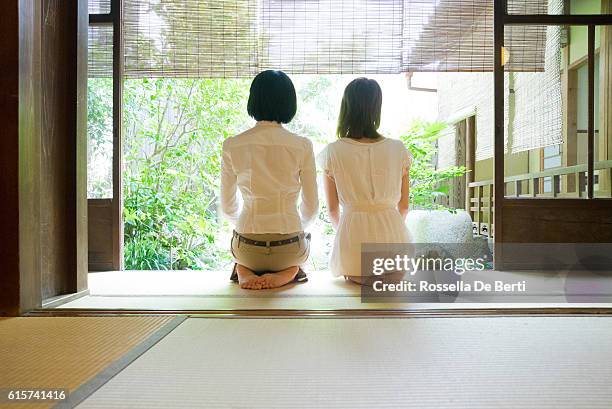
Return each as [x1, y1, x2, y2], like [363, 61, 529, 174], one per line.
[318, 136, 413, 277]
[221, 121, 318, 234]
[319, 137, 411, 207]
[221, 70, 319, 290]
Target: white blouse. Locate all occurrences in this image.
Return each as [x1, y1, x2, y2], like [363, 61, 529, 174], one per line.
[317, 137, 413, 276]
[220, 121, 319, 234]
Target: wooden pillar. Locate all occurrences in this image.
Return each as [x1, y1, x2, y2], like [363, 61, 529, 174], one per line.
[562, 47, 578, 194]
[0, 0, 88, 315]
[599, 0, 612, 195]
[0, 0, 42, 316]
[493, 0, 505, 269]
[112, 0, 125, 270]
[450, 121, 467, 209]
[40, 0, 88, 300]
[465, 116, 476, 212]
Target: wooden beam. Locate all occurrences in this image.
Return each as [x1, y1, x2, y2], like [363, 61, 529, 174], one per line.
[588, 25, 595, 199]
[465, 116, 476, 212]
[89, 14, 112, 24]
[599, 0, 612, 195]
[0, 0, 43, 315]
[76, 0, 89, 291]
[111, 0, 124, 270]
[493, 0, 505, 269]
[504, 14, 612, 26]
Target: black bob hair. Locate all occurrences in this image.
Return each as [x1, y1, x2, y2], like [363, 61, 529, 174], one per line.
[247, 70, 297, 124]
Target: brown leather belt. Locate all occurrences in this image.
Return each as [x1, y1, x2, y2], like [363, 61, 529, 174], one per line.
[233, 231, 306, 247]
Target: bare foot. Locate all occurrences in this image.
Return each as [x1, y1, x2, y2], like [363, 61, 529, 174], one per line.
[382, 271, 405, 284]
[344, 275, 377, 286]
[258, 266, 299, 289]
[237, 265, 265, 290]
[242, 277, 266, 290]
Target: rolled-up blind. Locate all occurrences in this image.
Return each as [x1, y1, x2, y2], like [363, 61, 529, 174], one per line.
[89, 0, 111, 14]
[88, 25, 113, 78]
[258, 0, 404, 74]
[123, 0, 259, 78]
[88, 0, 555, 78]
[436, 0, 564, 160]
[508, 0, 565, 153]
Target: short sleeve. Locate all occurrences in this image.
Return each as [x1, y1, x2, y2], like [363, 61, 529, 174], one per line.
[401, 146, 413, 175]
[316, 145, 333, 177]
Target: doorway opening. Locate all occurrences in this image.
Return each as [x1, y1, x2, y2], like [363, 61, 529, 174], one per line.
[45, 0, 612, 311]
[88, 74, 446, 274]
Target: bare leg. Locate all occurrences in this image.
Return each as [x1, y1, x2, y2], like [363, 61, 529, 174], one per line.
[237, 264, 265, 290]
[258, 266, 299, 289]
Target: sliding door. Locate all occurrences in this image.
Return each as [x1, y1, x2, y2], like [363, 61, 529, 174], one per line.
[494, 0, 612, 269]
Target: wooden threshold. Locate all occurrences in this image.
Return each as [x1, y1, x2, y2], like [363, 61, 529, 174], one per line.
[42, 288, 90, 309]
[25, 307, 612, 318]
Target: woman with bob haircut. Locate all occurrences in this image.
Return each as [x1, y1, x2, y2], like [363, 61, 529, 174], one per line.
[220, 70, 318, 289]
[318, 77, 413, 284]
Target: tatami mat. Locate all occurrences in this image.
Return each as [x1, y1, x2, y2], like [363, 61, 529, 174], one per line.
[79, 317, 612, 408]
[0, 316, 179, 409]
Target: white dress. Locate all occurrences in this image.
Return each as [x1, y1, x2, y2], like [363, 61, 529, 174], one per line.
[317, 137, 413, 277]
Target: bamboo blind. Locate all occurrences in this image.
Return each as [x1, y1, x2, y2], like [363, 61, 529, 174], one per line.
[507, 0, 558, 15]
[88, 0, 557, 78]
[435, 0, 564, 159]
[89, 0, 111, 14]
[88, 25, 113, 78]
[509, 0, 564, 153]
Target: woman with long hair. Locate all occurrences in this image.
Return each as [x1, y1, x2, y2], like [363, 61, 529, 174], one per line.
[318, 78, 412, 284]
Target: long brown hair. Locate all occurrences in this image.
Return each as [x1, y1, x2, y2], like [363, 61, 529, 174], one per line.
[336, 78, 383, 140]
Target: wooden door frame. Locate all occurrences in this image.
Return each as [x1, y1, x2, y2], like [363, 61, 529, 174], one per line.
[88, 0, 123, 271]
[111, 0, 124, 270]
[0, 0, 89, 315]
[90, 1, 612, 272]
[493, 1, 612, 270]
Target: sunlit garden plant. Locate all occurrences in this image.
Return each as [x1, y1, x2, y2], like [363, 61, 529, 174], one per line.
[399, 121, 468, 210]
[122, 78, 250, 270]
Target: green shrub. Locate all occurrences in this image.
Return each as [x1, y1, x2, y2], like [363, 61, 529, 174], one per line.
[399, 121, 468, 209]
[122, 78, 250, 269]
